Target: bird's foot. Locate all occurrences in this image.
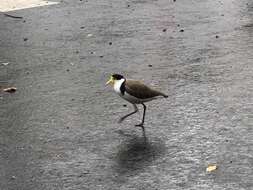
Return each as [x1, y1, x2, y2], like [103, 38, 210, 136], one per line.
[135, 123, 144, 128]
[118, 117, 124, 124]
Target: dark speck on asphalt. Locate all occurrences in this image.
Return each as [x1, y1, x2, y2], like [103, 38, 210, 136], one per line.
[109, 42, 112, 45]
[123, 104, 127, 107]
[78, 171, 89, 177]
[148, 64, 153, 67]
[23, 38, 28, 41]
[80, 26, 85, 29]
[66, 69, 70, 72]
[216, 35, 219, 38]
[180, 29, 184, 32]
[162, 28, 167, 32]
[99, 55, 104, 58]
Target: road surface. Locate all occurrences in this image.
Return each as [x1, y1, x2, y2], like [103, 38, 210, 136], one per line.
[0, 0, 253, 189]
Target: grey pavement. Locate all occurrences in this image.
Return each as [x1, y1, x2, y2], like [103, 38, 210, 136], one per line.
[0, 0, 253, 189]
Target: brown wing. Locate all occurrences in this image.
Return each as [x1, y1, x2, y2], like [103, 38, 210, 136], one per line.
[125, 80, 166, 99]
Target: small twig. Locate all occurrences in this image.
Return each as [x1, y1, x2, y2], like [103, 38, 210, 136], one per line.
[4, 13, 23, 19]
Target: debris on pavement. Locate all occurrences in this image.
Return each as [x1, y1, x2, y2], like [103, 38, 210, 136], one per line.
[179, 29, 184, 32]
[244, 23, 253, 28]
[4, 13, 23, 19]
[206, 164, 218, 172]
[3, 87, 17, 93]
[87, 34, 93, 37]
[1, 62, 9, 66]
[11, 176, 16, 180]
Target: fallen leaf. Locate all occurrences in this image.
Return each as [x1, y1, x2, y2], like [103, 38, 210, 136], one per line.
[206, 164, 218, 172]
[3, 87, 17, 93]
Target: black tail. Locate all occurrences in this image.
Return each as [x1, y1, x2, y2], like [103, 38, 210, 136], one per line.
[156, 90, 168, 98]
[160, 92, 168, 98]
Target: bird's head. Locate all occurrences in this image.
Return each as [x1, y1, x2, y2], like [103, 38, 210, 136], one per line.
[106, 74, 125, 85]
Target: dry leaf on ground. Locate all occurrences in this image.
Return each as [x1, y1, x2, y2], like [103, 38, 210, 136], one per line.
[206, 164, 218, 172]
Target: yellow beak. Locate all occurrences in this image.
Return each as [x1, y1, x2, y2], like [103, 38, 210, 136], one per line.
[106, 76, 114, 85]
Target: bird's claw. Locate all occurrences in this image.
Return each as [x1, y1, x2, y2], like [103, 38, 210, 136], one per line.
[135, 123, 144, 128]
[118, 118, 124, 124]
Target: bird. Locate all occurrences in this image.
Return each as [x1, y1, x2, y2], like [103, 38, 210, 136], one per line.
[106, 74, 168, 129]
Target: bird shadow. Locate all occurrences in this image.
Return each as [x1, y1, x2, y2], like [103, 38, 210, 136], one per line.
[113, 129, 166, 176]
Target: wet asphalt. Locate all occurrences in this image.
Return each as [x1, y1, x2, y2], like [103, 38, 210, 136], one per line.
[0, 0, 253, 189]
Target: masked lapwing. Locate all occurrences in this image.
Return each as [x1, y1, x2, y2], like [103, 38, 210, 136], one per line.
[106, 74, 168, 128]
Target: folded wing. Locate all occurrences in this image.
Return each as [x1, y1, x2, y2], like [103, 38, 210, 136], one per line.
[125, 80, 167, 99]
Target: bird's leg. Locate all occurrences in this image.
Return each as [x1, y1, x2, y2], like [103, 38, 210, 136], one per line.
[118, 104, 138, 123]
[135, 103, 146, 128]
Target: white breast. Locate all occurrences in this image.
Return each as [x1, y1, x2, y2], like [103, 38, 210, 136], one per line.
[113, 79, 125, 94]
[113, 79, 157, 104]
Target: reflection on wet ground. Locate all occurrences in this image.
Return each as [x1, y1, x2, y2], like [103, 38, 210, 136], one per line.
[114, 131, 166, 175]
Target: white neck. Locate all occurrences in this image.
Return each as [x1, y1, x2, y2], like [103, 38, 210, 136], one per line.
[114, 78, 125, 94]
